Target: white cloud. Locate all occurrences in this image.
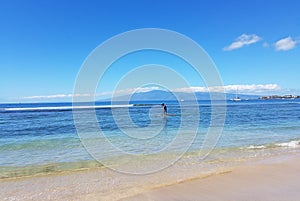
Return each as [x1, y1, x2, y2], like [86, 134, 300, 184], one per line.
[100, 86, 161, 97]
[173, 84, 281, 94]
[22, 93, 94, 100]
[274, 36, 298, 51]
[224, 84, 281, 93]
[21, 87, 162, 100]
[223, 34, 262, 51]
[173, 86, 208, 93]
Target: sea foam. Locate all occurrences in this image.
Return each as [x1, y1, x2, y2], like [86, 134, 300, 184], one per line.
[247, 145, 266, 149]
[275, 140, 300, 148]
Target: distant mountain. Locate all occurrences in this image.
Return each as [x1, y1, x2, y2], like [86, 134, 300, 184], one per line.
[104, 90, 259, 101]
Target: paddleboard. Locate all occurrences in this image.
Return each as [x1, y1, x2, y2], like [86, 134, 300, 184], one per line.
[164, 113, 176, 116]
[154, 113, 177, 117]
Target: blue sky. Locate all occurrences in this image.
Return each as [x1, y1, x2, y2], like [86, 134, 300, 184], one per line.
[1, 0, 299, 102]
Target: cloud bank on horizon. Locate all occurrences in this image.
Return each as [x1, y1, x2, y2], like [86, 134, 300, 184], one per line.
[173, 84, 281, 94]
[18, 84, 283, 101]
[224, 34, 299, 51]
[20, 86, 162, 101]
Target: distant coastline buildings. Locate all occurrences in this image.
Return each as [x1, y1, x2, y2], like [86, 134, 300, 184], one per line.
[259, 95, 300, 100]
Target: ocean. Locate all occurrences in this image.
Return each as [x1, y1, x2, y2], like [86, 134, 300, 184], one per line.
[0, 99, 300, 178]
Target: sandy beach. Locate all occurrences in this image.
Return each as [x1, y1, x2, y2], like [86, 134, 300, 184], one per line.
[124, 153, 300, 201]
[1, 150, 299, 201]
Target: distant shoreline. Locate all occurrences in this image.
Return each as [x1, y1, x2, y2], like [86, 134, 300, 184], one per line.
[259, 95, 300, 100]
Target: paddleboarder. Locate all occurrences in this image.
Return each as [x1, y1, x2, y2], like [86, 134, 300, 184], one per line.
[162, 103, 167, 115]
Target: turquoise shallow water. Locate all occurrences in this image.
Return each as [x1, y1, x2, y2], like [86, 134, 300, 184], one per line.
[0, 100, 300, 178]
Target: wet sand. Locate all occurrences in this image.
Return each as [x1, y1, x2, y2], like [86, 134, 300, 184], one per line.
[123, 154, 300, 201]
[1, 152, 299, 201]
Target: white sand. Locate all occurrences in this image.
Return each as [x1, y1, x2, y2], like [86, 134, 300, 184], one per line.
[123, 154, 300, 201]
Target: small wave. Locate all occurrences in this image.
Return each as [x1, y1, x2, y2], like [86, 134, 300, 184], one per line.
[247, 145, 266, 149]
[2, 104, 134, 112]
[246, 140, 300, 150]
[275, 140, 300, 148]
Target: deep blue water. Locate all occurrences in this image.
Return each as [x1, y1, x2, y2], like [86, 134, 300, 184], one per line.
[0, 99, 300, 177]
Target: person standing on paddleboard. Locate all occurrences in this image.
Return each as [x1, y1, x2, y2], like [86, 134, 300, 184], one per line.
[162, 103, 167, 115]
